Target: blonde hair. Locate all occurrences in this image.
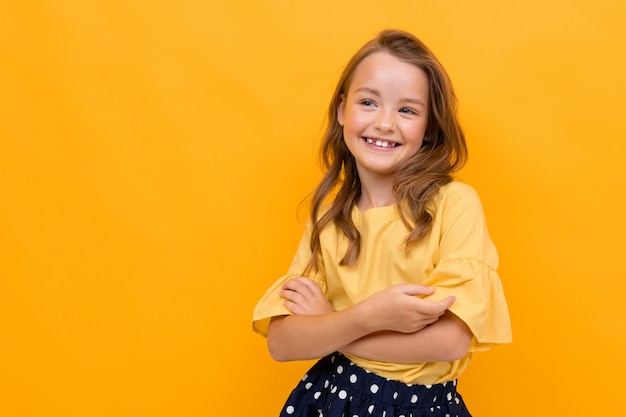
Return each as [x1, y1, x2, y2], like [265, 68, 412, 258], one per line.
[305, 29, 467, 274]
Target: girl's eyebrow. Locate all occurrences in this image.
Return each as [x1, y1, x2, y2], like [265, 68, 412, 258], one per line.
[355, 87, 381, 96]
[354, 87, 426, 108]
[402, 97, 426, 108]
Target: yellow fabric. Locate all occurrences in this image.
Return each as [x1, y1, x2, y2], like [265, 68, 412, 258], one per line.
[252, 181, 512, 384]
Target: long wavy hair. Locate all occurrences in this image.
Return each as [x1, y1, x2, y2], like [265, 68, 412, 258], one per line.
[304, 29, 467, 274]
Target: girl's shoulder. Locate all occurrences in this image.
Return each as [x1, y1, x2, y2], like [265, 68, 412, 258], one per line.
[429, 181, 486, 218]
[434, 180, 481, 204]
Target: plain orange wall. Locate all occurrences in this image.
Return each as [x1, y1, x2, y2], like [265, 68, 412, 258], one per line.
[1, 1, 625, 416]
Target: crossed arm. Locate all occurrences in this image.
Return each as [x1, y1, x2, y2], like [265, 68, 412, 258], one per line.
[267, 277, 473, 364]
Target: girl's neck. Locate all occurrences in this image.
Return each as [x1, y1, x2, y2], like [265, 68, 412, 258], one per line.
[357, 176, 396, 211]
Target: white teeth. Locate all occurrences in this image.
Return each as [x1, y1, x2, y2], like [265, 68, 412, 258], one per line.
[366, 138, 395, 148]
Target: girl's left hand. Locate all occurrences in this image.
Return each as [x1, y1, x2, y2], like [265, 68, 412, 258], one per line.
[280, 276, 334, 315]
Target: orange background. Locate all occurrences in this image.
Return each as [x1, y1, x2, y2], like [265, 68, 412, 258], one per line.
[1, 1, 625, 416]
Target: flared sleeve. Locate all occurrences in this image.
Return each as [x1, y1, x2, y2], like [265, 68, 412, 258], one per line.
[252, 221, 327, 337]
[422, 182, 512, 350]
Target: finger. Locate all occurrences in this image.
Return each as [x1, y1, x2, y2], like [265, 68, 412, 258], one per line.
[435, 295, 457, 310]
[395, 283, 435, 297]
[284, 300, 304, 315]
[412, 296, 456, 315]
[292, 276, 324, 296]
[281, 279, 314, 300]
[279, 288, 308, 306]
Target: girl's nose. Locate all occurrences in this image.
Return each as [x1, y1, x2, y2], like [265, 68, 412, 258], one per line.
[374, 111, 395, 132]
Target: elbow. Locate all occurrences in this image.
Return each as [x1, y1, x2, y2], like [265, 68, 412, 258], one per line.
[441, 338, 471, 362]
[440, 330, 472, 362]
[267, 335, 290, 362]
[267, 316, 292, 362]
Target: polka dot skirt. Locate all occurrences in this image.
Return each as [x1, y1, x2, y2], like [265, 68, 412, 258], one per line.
[279, 353, 472, 417]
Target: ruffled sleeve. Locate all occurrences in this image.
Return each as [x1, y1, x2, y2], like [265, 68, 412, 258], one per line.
[423, 258, 512, 350]
[422, 182, 512, 350]
[252, 221, 327, 337]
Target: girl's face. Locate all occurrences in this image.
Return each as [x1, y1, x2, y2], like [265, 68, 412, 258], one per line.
[338, 51, 429, 182]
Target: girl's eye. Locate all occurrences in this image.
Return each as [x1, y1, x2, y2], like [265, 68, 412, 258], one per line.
[400, 107, 417, 115]
[360, 100, 375, 107]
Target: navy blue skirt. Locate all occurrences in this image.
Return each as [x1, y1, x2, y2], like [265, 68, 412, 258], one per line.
[279, 353, 471, 417]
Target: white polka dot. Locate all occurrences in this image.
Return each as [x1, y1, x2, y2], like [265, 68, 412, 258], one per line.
[368, 404, 375, 414]
[324, 380, 329, 388]
[302, 374, 309, 381]
[433, 396, 438, 402]
[286, 405, 295, 414]
[337, 365, 344, 374]
[338, 390, 347, 399]
[314, 391, 321, 399]
[447, 392, 452, 401]
[382, 411, 386, 417]
[410, 394, 418, 403]
[393, 392, 398, 399]
[331, 385, 337, 393]
[350, 374, 357, 383]
[426, 384, 432, 389]
[305, 382, 313, 390]
[370, 384, 379, 394]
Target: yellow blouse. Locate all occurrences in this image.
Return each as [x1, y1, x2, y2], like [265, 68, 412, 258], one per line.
[253, 181, 512, 384]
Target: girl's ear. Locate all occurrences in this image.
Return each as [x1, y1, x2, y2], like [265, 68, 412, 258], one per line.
[337, 94, 346, 126]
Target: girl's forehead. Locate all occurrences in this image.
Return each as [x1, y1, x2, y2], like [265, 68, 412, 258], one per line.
[345, 52, 429, 95]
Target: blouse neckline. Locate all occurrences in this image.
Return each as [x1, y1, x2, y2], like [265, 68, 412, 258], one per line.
[352, 203, 399, 223]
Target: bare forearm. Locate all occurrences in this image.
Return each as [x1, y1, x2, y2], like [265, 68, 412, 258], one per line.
[267, 306, 372, 362]
[341, 311, 472, 363]
[268, 280, 459, 362]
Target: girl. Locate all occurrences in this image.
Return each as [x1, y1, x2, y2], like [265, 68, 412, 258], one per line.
[253, 29, 512, 417]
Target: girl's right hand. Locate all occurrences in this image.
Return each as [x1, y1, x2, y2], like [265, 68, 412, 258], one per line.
[357, 284, 456, 334]
[280, 276, 334, 316]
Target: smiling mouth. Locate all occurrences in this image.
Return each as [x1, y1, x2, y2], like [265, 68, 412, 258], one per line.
[365, 138, 399, 148]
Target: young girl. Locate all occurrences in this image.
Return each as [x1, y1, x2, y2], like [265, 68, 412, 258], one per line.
[253, 29, 512, 417]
